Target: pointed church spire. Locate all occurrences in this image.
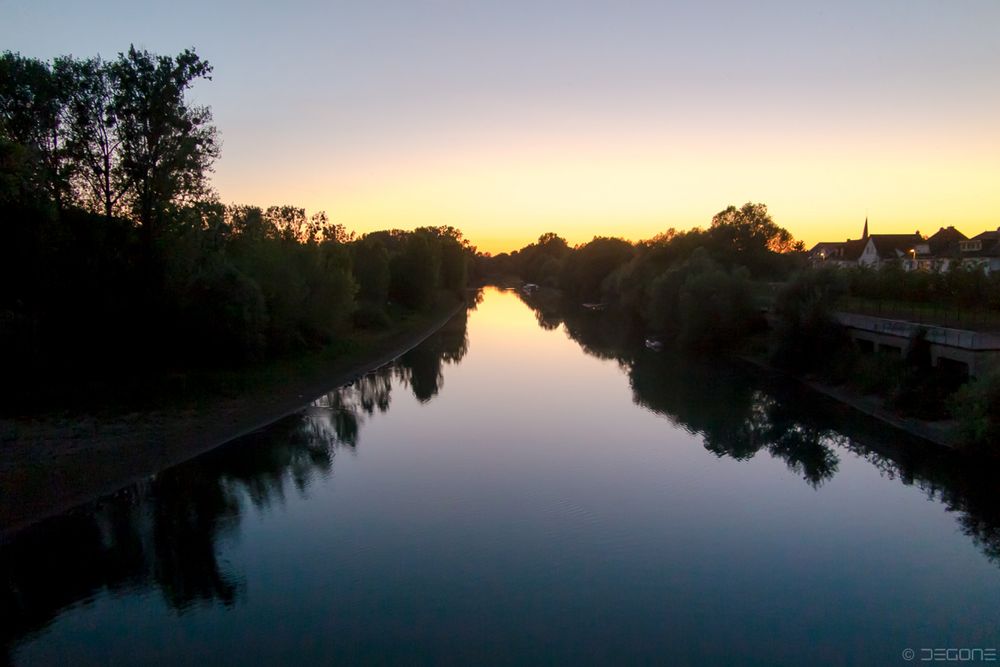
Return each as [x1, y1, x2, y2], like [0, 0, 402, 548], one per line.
[862, 217, 869, 239]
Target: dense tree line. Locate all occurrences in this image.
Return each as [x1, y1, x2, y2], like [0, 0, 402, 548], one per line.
[484, 207, 1000, 448]
[478, 202, 803, 351]
[0, 48, 471, 393]
[487, 206, 1000, 447]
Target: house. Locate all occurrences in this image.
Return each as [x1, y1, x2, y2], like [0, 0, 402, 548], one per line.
[808, 219, 869, 268]
[809, 219, 998, 273]
[950, 228, 1000, 274]
[902, 226, 966, 272]
[928, 226, 967, 254]
[858, 233, 924, 269]
[809, 239, 867, 268]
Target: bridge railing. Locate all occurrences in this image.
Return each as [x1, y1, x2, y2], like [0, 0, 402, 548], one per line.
[836, 296, 1000, 333]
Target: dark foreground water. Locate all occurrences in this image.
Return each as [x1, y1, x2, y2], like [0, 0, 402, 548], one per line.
[3, 287, 1000, 665]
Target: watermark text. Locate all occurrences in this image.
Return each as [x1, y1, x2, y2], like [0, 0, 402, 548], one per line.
[902, 648, 997, 662]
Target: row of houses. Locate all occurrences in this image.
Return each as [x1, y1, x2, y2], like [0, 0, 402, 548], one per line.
[809, 220, 1000, 273]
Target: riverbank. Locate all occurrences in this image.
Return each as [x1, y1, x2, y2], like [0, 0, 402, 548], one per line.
[736, 353, 961, 449]
[0, 297, 468, 537]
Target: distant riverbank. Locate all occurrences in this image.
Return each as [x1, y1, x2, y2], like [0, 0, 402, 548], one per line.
[0, 297, 467, 537]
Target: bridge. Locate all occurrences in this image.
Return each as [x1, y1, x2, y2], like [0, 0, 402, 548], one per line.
[834, 312, 1000, 378]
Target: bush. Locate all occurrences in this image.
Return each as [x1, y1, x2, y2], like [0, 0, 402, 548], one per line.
[842, 329, 959, 420]
[769, 268, 848, 372]
[951, 364, 1000, 450]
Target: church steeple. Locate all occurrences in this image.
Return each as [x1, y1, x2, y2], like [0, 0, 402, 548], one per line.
[862, 217, 869, 240]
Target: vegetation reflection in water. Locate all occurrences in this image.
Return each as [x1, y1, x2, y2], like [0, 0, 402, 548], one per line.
[3, 289, 1000, 664]
[518, 286, 1000, 563]
[0, 309, 471, 662]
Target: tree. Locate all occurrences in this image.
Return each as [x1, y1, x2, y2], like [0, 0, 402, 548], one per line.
[62, 56, 123, 220]
[414, 226, 469, 293]
[523, 232, 569, 286]
[709, 202, 803, 255]
[438, 236, 467, 293]
[305, 211, 351, 244]
[645, 249, 757, 350]
[538, 233, 567, 253]
[264, 205, 308, 241]
[0, 51, 74, 207]
[390, 232, 440, 309]
[110, 46, 219, 245]
[226, 204, 269, 241]
[558, 236, 633, 301]
[351, 235, 391, 303]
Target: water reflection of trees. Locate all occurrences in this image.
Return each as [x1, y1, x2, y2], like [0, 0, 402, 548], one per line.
[837, 429, 1000, 566]
[516, 288, 842, 485]
[515, 287, 565, 332]
[310, 366, 395, 448]
[516, 288, 635, 364]
[518, 292, 1000, 564]
[396, 309, 469, 402]
[629, 351, 843, 487]
[1, 308, 470, 660]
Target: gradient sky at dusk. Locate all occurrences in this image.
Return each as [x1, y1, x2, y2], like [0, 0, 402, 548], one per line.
[3, 0, 999, 252]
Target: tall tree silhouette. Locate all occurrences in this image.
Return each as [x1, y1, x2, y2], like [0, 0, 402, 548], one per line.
[110, 46, 219, 246]
[63, 56, 123, 220]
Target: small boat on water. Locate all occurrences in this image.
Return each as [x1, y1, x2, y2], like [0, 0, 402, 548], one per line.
[581, 302, 606, 311]
[645, 337, 663, 350]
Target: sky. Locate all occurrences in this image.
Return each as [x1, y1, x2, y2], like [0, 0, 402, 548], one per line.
[3, 0, 999, 253]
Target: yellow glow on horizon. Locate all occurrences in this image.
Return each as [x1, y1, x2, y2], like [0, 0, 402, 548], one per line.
[216, 124, 1000, 254]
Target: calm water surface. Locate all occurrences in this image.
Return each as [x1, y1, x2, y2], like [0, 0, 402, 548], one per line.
[4, 287, 1000, 665]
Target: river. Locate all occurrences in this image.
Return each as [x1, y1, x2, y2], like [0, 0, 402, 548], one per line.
[3, 286, 999, 665]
